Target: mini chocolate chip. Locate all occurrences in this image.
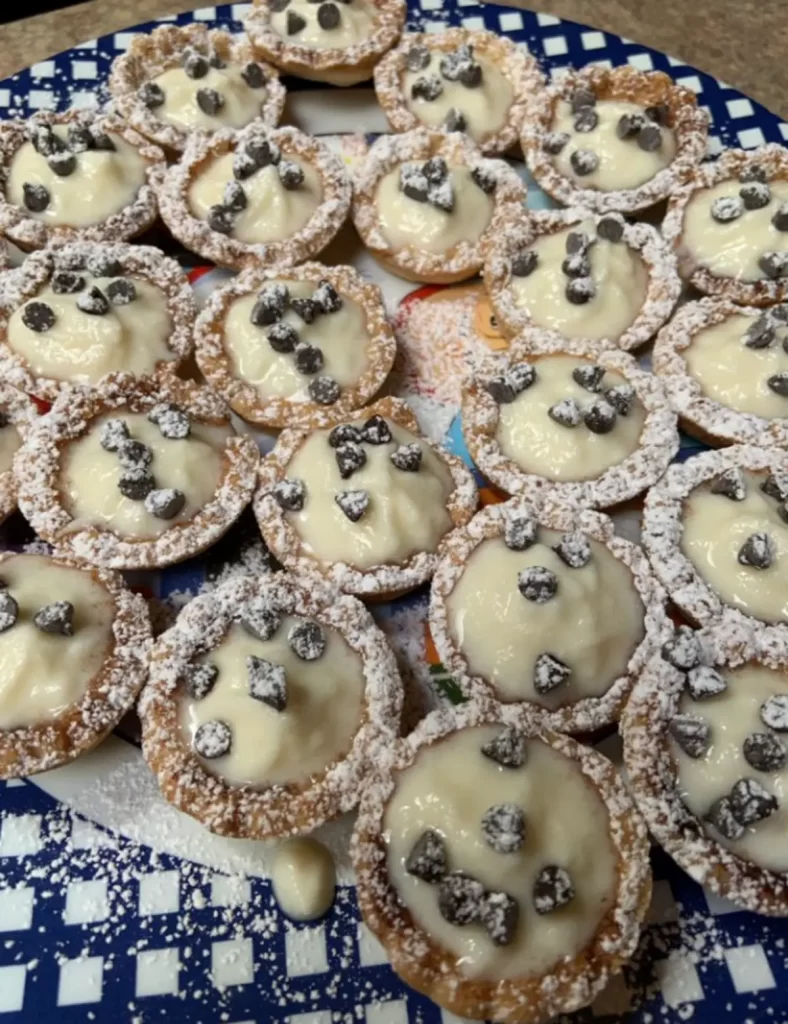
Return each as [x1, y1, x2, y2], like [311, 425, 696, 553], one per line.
[743, 731, 787, 772]
[481, 726, 527, 769]
[21, 301, 56, 332]
[740, 165, 768, 184]
[118, 472, 155, 500]
[637, 123, 662, 151]
[76, 285, 111, 316]
[22, 182, 50, 212]
[759, 251, 788, 279]
[183, 662, 218, 701]
[711, 467, 747, 501]
[706, 796, 744, 841]
[118, 439, 153, 471]
[390, 443, 422, 472]
[533, 652, 572, 695]
[362, 414, 392, 445]
[288, 619, 326, 661]
[139, 82, 165, 108]
[481, 803, 525, 854]
[744, 315, 775, 349]
[554, 531, 591, 569]
[194, 720, 232, 758]
[597, 215, 624, 242]
[645, 103, 670, 125]
[148, 402, 190, 440]
[565, 229, 593, 255]
[105, 278, 136, 306]
[740, 181, 771, 210]
[51, 270, 85, 294]
[730, 777, 778, 825]
[423, 156, 448, 184]
[248, 654, 287, 711]
[511, 249, 538, 277]
[517, 566, 558, 603]
[471, 164, 497, 194]
[241, 62, 266, 89]
[570, 87, 596, 112]
[196, 88, 225, 116]
[481, 891, 518, 946]
[251, 283, 289, 326]
[29, 125, 64, 157]
[272, 477, 306, 512]
[294, 342, 324, 375]
[405, 830, 447, 883]
[335, 442, 366, 479]
[566, 276, 596, 304]
[670, 713, 711, 758]
[308, 376, 340, 404]
[183, 52, 210, 79]
[573, 106, 598, 133]
[546, 397, 580, 429]
[245, 136, 281, 170]
[99, 418, 130, 452]
[411, 74, 443, 102]
[335, 489, 370, 522]
[572, 364, 605, 392]
[33, 600, 74, 636]
[317, 2, 340, 28]
[405, 44, 431, 72]
[761, 472, 788, 502]
[458, 62, 482, 88]
[687, 665, 727, 700]
[533, 866, 574, 914]
[223, 180, 247, 213]
[616, 113, 646, 139]
[485, 376, 515, 404]
[584, 398, 617, 434]
[291, 297, 319, 324]
[428, 179, 455, 213]
[772, 203, 788, 232]
[278, 159, 305, 190]
[91, 131, 116, 152]
[437, 871, 485, 926]
[233, 151, 259, 181]
[606, 384, 636, 416]
[711, 196, 744, 223]
[738, 531, 776, 569]
[313, 279, 342, 313]
[662, 626, 702, 670]
[87, 254, 124, 278]
[767, 372, 788, 396]
[267, 321, 299, 353]
[328, 424, 361, 448]
[439, 44, 474, 82]
[761, 694, 788, 731]
[144, 488, 186, 520]
[444, 108, 466, 134]
[208, 205, 235, 235]
[0, 591, 18, 633]
[542, 130, 570, 155]
[240, 596, 281, 641]
[287, 9, 307, 33]
[503, 513, 537, 551]
[400, 165, 429, 203]
[562, 253, 592, 278]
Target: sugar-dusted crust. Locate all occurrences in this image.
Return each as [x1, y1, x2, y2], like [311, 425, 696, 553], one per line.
[429, 498, 670, 734]
[193, 261, 396, 429]
[622, 620, 788, 915]
[0, 241, 196, 403]
[653, 296, 788, 447]
[0, 551, 151, 779]
[254, 396, 478, 600]
[153, 123, 352, 271]
[462, 343, 679, 509]
[109, 23, 286, 154]
[14, 374, 259, 571]
[351, 701, 652, 1023]
[642, 443, 788, 628]
[522, 65, 708, 215]
[243, 0, 406, 87]
[139, 571, 402, 839]
[351, 128, 526, 284]
[0, 382, 39, 525]
[373, 28, 545, 157]
[488, 207, 680, 351]
[662, 144, 788, 306]
[0, 111, 165, 250]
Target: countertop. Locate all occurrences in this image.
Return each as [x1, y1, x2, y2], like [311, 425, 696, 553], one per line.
[0, 0, 786, 119]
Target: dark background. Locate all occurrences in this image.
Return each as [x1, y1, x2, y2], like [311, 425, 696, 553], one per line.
[1, 0, 88, 24]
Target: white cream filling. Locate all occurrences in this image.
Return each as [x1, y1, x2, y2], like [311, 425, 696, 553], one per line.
[6, 128, 147, 228]
[271, 0, 377, 50]
[684, 313, 788, 419]
[0, 422, 21, 474]
[224, 279, 370, 401]
[682, 471, 788, 624]
[285, 419, 454, 570]
[550, 99, 676, 192]
[271, 837, 336, 921]
[447, 533, 644, 706]
[153, 64, 267, 132]
[375, 165, 494, 254]
[7, 277, 175, 385]
[0, 554, 115, 730]
[188, 153, 322, 244]
[180, 620, 364, 787]
[402, 52, 513, 144]
[511, 220, 648, 341]
[385, 726, 617, 980]
[674, 665, 788, 873]
[60, 412, 228, 540]
[495, 355, 646, 482]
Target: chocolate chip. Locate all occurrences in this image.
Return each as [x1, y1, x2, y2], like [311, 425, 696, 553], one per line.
[105, 278, 136, 306]
[570, 87, 596, 112]
[761, 694, 788, 731]
[562, 253, 592, 278]
[740, 181, 771, 210]
[0, 592, 18, 633]
[400, 165, 429, 203]
[196, 87, 225, 116]
[240, 597, 281, 641]
[511, 249, 538, 277]
[291, 297, 319, 324]
[99, 418, 130, 453]
[503, 513, 537, 552]
[208, 204, 235, 235]
[573, 107, 598, 133]
[442, 109, 466, 134]
[411, 74, 443, 102]
[738, 531, 776, 569]
[317, 1, 340, 27]
[565, 230, 592, 255]
[336, 442, 366, 479]
[554, 532, 591, 569]
[437, 871, 485, 926]
[533, 652, 572, 695]
[241, 62, 266, 89]
[248, 655, 287, 711]
[533, 866, 574, 914]
[517, 566, 558, 603]
[362, 415, 392, 445]
[584, 398, 617, 434]
[548, 398, 581, 428]
[542, 130, 570, 155]
[87, 254, 124, 278]
[768, 372, 788, 396]
[471, 164, 497, 194]
[183, 52, 210, 79]
[33, 601, 74, 636]
[405, 44, 431, 72]
[209, 52, 226, 68]
[730, 777, 778, 825]
[711, 467, 747, 501]
[743, 732, 787, 772]
[148, 402, 190, 440]
[118, 472, 155, 500]
[710, 195, 745, 224]
[233, 151, 261, 181]
[405, 829, 447, 883]
[645, 103, 670, 125]
[428, 179, 455, 213]
[272, 477, 306, 512]
[76, 286, 110, 316]
[772, 203, 788, 232]
[637, 123, 662, 151]
[194, 720, 232, 758]
[308, 376, 340, 404]
[481, 726, 527, 769]
[662, 626, 701, 670]
[267, 322, 298, 353]
[458, 62, 482, 88]
[22, 182, 50, 213]
[669, 713, 711, 758]
[439, 44, 475, 83]
[139, 82, 165, 108]
[313, 279, 342, 313]
[740, 165, 768, 184]
[251, 283, 289, 326]
[423, 156, 448, 184]
[335, 489, 370, 522]
[572, 364, 605, 392]
[597, 215, 624, 242]
[223, 180, 247, 213]
[759, 251, 788, 278]
[481, 892, 518, 946]
[118, 439, 153, 471]
[481, 803, 525, 854]
[144, 488, 186, 520]
[21, 301, 55, 332]
[706, 796, 744, 841]
[29, 125, 64, 157]
[328, 424, 361, 448]
[761, 472, 788, 502]
[278, 159, 305, 190]
[743, 315, 775, 349]
[288, 620, 326, 660]
[606, 384, 636, 415]
[294, 342, 324, 375]
[566, 276, 596, 305]
[245, 137, 281, 170]
[183, 662, 218, 701]
[616, 113, 646, 139]
[687, 665, 727, 700]
[509, 363, 538, 395]
[91, 131, 116, 152]
[287, 9, 306, 32]
[390, 443, 422, 472]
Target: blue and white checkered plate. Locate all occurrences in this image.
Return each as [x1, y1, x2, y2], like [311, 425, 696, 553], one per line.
[2, 3, 788, 1022]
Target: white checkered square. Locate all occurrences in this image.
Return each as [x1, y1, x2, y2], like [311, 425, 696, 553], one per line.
[57, 956, 104, 1006]
[357, 922, 388, 967]
[114, 33, 136, 50]
[727, 97, 755, 119]
[70, 819, 112, 850]
[424, 20, 450, 32]
[498, 11, 523, 31]
[0, 814, 41, 856]
[71, 60, 97, 80]
[0, 965, 26, 1013]
[581, 31, 605, 50]
[677, 74, 702, 93]
[138, 870, 180, 916]
[0, 89, 11, 107]
[656, 955, 704, 1008]
[441, 1012, 477, 1023]
[31, 60, 55, 78]
[537, 12, 560, 26]
[543, 36, 568, 57]
[285, 925, 329, 977]
[27, 90, 57, 110]
[460, 16, 484, 29]
[628, 53, 654, 70]
[70, 91, 98, 109]
[725, 945, 775, 993]
[232, 3, 253, 17]
[588, 58, 613, 70]
[366, 1002, 409, 1024]
[738, 127, 766, 148]
[77, 38, 97, 49]
[212, 937, 254, 988]
[704, 888, 742, 915]
[136, 947, 180, 997]
[0, 886, 34, 931]
[781, 122, 788, 141]
[289, 1014, 332, 1024]
[211, 874, 251, 907]
[421, 0, 443, 10]
[193, 6, 218, 18]
[3, 778, 24, 787]
[456, 0, 478, 6]
[64, 879, 109, 925]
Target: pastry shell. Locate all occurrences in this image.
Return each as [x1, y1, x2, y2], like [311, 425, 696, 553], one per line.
[0, 382, 39, 525]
